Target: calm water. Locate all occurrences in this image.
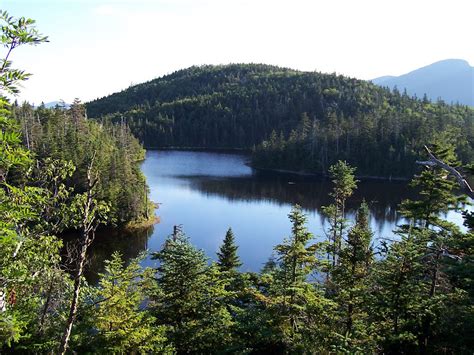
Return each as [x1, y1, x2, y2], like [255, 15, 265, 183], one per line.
[84, 150, 467, 282]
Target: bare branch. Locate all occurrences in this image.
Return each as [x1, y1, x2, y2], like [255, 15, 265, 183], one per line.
[416, 145, 473, 194]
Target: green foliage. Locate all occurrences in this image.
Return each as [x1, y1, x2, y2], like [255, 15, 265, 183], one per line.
[217, 227, 242, 273]
[322, 161, 358, 277]
[400, 137, 466, 228]
[0, 10, 48, 94]
[13, 101, 150, 225]
[0, 98, 30, 182]
[2, 8, 474, 353]
[267, 205, 334, 352]
[368, 144, 472, 354]
[331, 201, 375, 352]
[151, 229, 234, 353]
[369, 230, 430, 353]
[78, 252, 171, 354]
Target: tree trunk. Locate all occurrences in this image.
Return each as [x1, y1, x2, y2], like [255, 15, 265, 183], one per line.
[58, 235, 90, 355]
[58, 156, 98, 355]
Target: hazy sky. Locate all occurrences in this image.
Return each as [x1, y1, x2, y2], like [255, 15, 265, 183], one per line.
[3, 0, 473, 104]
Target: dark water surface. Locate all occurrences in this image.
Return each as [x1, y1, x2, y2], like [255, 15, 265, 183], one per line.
[83, 150, 466, 281]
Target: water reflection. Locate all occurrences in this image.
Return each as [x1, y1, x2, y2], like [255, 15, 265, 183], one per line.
[185, 173, 414, 226]
[64, 226, 153, 284]
[83, 150, 443, 277]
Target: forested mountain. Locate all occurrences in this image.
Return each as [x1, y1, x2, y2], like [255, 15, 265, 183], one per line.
[87, 64, 474, 178]
[373, 59, 474, 106]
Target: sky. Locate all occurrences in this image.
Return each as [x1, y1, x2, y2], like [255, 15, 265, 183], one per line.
[2, 0, 474, 105]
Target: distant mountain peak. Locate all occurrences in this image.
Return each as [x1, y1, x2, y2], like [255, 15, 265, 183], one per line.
[372, 59, 474, 106]
[431, 58, 470, 67]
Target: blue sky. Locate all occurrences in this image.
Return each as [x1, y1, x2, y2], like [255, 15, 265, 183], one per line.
[3, 0, 473, 104]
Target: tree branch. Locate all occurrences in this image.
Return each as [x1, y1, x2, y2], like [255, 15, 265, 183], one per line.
[416, 145, 473, 195]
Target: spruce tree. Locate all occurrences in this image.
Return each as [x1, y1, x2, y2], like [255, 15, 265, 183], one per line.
[83, 252, 170, 353]
[331, 201, 375, 352]
[369, 229, 429, 354]
[217, 227, 242, 273]
[152, 228, 234, 353]
[269, 205, 333, 352]
[373, 137, 468, 353]
[322, 160, 357, 284]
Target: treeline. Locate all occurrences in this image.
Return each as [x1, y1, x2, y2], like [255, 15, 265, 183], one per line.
[3, 142, 473, 353]
[12, 99, 151, 225]
[86, 64, 474, 178]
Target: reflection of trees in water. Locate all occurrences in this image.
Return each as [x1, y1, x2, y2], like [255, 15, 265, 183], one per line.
[187, 174, 416, 231]
[62, 226, 153, 284]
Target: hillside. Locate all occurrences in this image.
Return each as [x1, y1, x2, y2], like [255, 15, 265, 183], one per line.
[87, 64, 474, 178]
[372, 59, 474, 106]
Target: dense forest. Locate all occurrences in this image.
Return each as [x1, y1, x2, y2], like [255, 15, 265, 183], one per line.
[1, 10, 474, 355]
[12, 100, 151, 225]
[87, 64, 474, 178]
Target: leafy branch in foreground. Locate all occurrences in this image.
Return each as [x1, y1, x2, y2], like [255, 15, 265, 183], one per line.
[0, 10, 48, 94]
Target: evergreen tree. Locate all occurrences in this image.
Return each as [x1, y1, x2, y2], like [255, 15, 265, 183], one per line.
[322, 160, 357, 284]
[371, 138, 469, 353]
[82, 252, 171, 353]
[217, 227, 242, 273]
[152, 228, 233, 353]
[400, 137, 466, 228]
[269, 205, 333, 352]
[369, 229, 429, 353]
[331, 201, 375, 352]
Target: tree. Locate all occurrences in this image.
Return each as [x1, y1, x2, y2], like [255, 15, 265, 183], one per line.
[369, 229, 429, 353]
[369, 138, 470, 353]
[83, 252, 171, 353]
[217, 227, 242, 273]
[152, 228, 234, 353]
[322, 160, 357, 284]
[0, 10, 55, 349]
[331, 201, 375, 352]
[398, 138, 466, 352]
[269, 205, 333, 352]
[400, 138, 466, 229]
[58, 157, 110, 355]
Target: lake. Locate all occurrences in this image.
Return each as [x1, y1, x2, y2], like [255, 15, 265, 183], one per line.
[84, 150, 467, 282]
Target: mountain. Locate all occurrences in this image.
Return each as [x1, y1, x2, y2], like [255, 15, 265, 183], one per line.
[41, 101, 71, 109]
[372, 59, 474, 106]
[86, 64, 474, 178]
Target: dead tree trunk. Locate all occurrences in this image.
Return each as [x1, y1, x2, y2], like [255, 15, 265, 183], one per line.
[417, 145, 473, 196]
[58, 157, 99, 355]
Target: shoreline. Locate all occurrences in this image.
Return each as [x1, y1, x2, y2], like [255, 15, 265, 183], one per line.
[145, 146, 252, 154]
[124, 215, 160, 230]
[251, 165, 409, 182]
[144, 147, 410, 182]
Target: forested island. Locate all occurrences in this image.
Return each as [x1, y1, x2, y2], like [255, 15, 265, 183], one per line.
[1, 10, 474, 355]
[87, 64, 474, 178]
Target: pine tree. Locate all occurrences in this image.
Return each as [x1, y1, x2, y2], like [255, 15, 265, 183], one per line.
[400, 138, 465, 229]
[152, 228, 234, 353]
[371, 137, 468, 353]
[369, 229, 429, 354]
[331, 201, 375, 352]
[269, 205, 333, 352]
[322, 160, 357, 284]
[217, 227, 242, 273]
[85, 252, 171, 353]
